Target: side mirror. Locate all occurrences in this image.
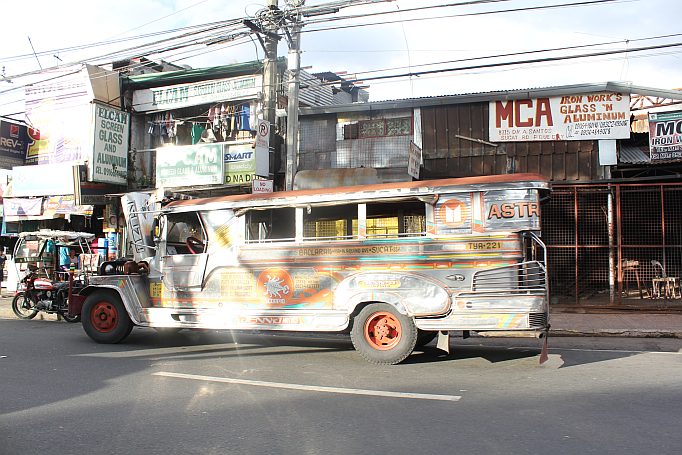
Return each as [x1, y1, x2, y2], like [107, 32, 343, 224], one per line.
[153, 217, 160, 239]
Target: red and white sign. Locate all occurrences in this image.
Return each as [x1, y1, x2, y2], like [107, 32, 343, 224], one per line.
[252, 179, 273, 194]
[489, 92, 630, 142]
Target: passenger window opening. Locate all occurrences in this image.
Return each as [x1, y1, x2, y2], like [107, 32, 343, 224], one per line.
[303, 204, 358, 241]
[366, 201, 426, 239]
[246, 208, 296, 243]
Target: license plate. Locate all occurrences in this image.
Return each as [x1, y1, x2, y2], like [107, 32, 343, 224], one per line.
[466, 241, 503, 250]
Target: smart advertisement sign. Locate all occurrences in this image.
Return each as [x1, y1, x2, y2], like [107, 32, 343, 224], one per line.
[224, 143, 257, 185]
[156, 143, 223, 188]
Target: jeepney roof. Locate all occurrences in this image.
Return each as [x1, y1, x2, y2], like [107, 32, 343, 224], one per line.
[18, 229, 96, 244]
[165, 173, 550, 212]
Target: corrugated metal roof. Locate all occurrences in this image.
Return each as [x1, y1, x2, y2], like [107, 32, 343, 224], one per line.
[619, 145, 651, 164]
[300, 81, 682, 116]
[619, 145, 682, 165]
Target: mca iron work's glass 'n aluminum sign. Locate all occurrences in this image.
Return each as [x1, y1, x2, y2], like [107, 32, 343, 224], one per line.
[648, 110, 682, 161]
[489, 92, 630, 142]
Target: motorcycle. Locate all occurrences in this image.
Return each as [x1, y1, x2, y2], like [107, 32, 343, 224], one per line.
[11, 264, 82, 323]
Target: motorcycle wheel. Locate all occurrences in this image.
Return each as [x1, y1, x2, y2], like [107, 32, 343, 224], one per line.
[12, 292, 38, 320]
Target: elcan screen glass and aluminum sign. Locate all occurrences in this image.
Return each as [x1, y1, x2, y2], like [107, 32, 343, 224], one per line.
[133, 75, 262, 112]
[92, 105, 129, 185]
[489, 93, 630, 142]
[156, 144, 224, 187]
[648, 110, 682, 161]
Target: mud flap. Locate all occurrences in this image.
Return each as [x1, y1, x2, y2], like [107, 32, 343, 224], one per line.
[539, 328, 549, 365]
[436, 330, 450, 353]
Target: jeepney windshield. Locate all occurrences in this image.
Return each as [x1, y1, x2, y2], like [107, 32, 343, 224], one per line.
[167, 212, 204, 244]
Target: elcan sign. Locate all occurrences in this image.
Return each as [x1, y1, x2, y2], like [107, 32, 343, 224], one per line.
[92, 105, 129, 184]
[157, 143, 223, 187]
[489, 93, 630, 142]
[133, 75, 262, 112]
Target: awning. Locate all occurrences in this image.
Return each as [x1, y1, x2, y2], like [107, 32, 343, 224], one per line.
[3, 195, 93, 221]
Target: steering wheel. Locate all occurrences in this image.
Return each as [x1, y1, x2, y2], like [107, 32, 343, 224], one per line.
[186, 237, 205, 254]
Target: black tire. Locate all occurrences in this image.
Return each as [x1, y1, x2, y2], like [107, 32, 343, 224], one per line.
[61, 312, 81, 323]
[12, 292, 38, 320]
[82, 290, 133, 343]
[415, 329, 438, 348]
[350, 303, 417, 365]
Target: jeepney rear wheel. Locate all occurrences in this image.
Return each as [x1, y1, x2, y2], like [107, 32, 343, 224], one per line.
[82, 290, 134, 343]
[350, 303, 417, 365]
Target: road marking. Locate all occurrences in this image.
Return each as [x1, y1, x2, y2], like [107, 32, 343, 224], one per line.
[153, 371, 462, 402]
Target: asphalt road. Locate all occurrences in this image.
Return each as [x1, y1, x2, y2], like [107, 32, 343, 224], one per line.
[1, 318, 681, 455]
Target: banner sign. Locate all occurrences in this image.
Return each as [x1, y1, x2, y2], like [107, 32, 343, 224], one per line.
[156, 143, 223, 187]
[648, 110, 682, 161]
[42, 195, 93, 217]
[24, 69, 91, 165]
[3, 198, 43, 217]
[0, 121, 28, 169]
[224, 143, 257, 185]
[91, 105, 129, 184]
[489, 93, 630, 142]
[12, 163, 78, 197]
[133, 75, 262, 112]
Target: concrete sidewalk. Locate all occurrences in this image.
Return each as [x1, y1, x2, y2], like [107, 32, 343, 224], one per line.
[1, 293, 681, 338]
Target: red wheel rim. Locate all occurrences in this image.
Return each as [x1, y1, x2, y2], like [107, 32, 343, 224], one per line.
[364, 311, 402, 350]
[91, 302, 118, 333]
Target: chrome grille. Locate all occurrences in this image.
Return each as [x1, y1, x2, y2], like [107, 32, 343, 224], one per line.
[528, 312, 548, 328]
[472, 261, 547, 293]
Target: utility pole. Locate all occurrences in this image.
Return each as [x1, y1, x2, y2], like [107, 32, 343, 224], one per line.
[263, 0, 279, 175]
[285, 23, 301, 191]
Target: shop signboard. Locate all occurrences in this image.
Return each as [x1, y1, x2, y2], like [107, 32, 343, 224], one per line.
[12, 163, 79, 197]
[648, 110, 682, 161]
[156, 143, 223, 188]
[91, 104, 129, 184]
[489, 92, 630, 142]
[133, 75, 262, 112]
[24, 68, 92, 165]
[224, 143, 258, 185]
[407, 141, 422, 179]
[0, 121, 28, 170]
[3, 198, 43, 217]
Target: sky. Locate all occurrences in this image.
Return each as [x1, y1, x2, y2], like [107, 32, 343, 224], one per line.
[1, 0, 681, 121]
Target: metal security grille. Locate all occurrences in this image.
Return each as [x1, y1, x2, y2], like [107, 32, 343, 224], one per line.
[542, 184, 682, 308]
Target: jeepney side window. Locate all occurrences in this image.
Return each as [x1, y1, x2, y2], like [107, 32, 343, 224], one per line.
[246, 208, 296, 243]
[366, 201, 426, 239]
[166, 212, 205, 254]
[303, 204, 358, 241]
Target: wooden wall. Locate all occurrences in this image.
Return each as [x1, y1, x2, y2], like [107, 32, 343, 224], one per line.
[421, 103, 601, 181]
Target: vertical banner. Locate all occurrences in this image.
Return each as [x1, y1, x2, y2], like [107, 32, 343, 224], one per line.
[91, 104, 129, 184]
[407, 141, 422, 179]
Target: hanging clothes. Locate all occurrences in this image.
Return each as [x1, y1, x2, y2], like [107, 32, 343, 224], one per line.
[191, 123, 205, 145]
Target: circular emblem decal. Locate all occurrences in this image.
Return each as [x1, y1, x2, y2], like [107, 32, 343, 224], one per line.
[257, 267, 294, 306]
[439, 199, 469, 227]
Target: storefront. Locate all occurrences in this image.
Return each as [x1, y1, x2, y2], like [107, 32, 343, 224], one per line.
[124, 60, 284, 196]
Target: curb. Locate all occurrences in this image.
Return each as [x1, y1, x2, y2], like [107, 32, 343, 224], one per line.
[550, 328, 682, 338]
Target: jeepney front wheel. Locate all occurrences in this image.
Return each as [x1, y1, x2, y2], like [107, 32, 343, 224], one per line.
[350, 303, 417, 365]
[82, 290, 134, 343]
